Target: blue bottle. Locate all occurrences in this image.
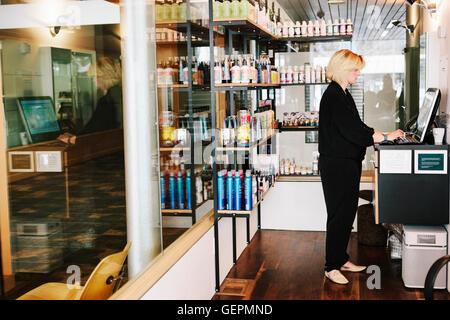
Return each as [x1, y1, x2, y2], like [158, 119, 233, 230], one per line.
[186, 171, 192, 210]
[244, 170, 252, 211]
[217, 171, 225, 210]
[177, 171, 184, 209]
[160, 174, 166, 209]
[234, 171, 242, 211]
[226, 171, 234, 210]
[169, 172, 176, 209]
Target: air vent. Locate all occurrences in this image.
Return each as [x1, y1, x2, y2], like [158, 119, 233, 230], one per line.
[417, 234, 436, 245]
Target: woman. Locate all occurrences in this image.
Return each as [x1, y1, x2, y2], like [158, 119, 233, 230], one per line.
[58, 57, 123, 144]
[319, 49, 404, 285]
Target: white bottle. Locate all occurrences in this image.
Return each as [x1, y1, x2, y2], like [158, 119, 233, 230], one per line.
[314, 20, 320, 36]
[288, 21, 295, 37]
[286, 65, 293, 83]
[293, 66, 299, 83]
[315, 66, 321, 83]
[307, 20, 314, 37]
[310, 66, 315, 83]
[327, 19, 333, 36]
[280, 66, 286, 84]
[277, 22, 283, 37]
[304, 64, 311, 83]
[340, 19, 346, 35]
[320, 20, 327, 36]
[299, 65, 305, 83]
[333, 19, 339, 35]
[301, 21, 307, 37]
[346, 18, 353, 35]
[295, 21, 301, 37]
[283, 21, 289, 37]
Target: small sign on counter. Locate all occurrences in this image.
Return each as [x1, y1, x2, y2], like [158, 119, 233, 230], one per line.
[379, 149, 412, 174]
[414, 150, 448, 174]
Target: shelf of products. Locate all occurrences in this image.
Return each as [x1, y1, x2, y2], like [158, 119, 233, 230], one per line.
[212, 18, 278, 39]
[279, 126, 318, 132]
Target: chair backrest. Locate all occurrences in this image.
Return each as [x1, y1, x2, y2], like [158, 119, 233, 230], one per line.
[79, 242, 131, 300]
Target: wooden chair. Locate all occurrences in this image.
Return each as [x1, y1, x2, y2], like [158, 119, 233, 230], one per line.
[17, 242, 131, 300]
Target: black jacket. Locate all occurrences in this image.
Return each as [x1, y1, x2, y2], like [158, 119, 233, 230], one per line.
[77, 85, 123, 135]
[318, 81, 374, 161]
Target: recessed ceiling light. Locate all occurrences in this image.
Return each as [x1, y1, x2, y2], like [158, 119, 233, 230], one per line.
[328, 0, 346, 4]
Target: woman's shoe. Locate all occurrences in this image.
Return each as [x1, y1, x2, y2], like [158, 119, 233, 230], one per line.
[324, 270, 349, 285]
[340, 261, 367, 273]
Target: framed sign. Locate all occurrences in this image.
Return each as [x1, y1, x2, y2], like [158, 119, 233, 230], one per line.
[414, 150, 448, 174]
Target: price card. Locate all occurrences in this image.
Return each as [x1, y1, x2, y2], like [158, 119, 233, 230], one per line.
[414, 150, 448, 174]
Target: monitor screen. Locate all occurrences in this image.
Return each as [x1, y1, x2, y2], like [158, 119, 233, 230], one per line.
[415, 88, 440, 143]
[17, 97, 61, 142]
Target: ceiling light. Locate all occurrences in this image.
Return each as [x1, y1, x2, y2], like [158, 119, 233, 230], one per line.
[328, 0, 345, 4]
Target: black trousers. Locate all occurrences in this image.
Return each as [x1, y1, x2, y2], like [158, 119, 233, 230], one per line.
[319, 155, 362, 272]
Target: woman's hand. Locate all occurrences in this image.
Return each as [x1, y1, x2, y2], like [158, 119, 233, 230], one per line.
[372, 129, 405, 144]
[387, 129, 404, 141]
[57, 132, 77, 144]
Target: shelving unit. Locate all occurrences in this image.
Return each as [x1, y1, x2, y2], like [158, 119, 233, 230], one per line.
[156, 0, 354, 292]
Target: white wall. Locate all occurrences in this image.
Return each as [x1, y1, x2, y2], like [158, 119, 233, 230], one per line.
[141, 205, 259, 300]
[261, 181, 372, 232]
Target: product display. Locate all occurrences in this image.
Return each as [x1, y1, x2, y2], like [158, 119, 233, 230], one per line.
[216, 167, 276, 211]
[157, 56, 211, 86]
[279, 63, 328, 84]
[277, 18, 353, 38]
[279, 155, 319, 176]
[221, 109, 274, 146]
[160, 160, 207, 210]
[282, 111, 319, 127]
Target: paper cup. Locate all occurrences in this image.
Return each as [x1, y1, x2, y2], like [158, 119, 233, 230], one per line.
[433, 127, 445, 145]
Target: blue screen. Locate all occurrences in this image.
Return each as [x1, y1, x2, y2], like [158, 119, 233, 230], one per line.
[20, 99, 60, 135]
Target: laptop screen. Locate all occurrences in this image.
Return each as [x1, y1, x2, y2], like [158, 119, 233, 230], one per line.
[18, 97, 61, 142]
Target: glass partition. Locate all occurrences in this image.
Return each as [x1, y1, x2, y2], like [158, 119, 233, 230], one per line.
[0, 0, 161, 299]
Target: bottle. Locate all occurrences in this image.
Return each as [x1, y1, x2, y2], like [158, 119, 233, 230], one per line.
[327, 19, 333, 36]
[183, 56, 189, 84]
[192, 56, 198, 85]
[295, 21, 301, 37]
[282, 21, 289, 37]
[333, 19, 339, 35]
[157, 60, 165, 85]
[314, 20, 320, 36]
[169, 172, 176, 209]
[223, 0, 231, 18]
[177, 170, 184, 209]
[312, 153, 319, 175]
[171, 0, 179, 20]
[223, 55, 230, 83]
[234, 170, 242, 210]
[217, 171, 225, 210]
[346, 18, 353, 35]
[320, 20, 327, 36]
[227, 171, 234, 210]
[315, 66, 321, 84]
[231, 0, 240, 18]
[288, 21, 295, 37]
[160, 173, 166, 209]
[311, 65, 316, 83]
[186, 171, 192, 209]
[340, 18, 346, 35]
[301, 21, 307, 37]
[299, 65, 305, 83]
[286, 65, 293, 84]
[307, 20, 314, 36]
[231, 56, 241, 84]
[276, 22, 283, 37]
[244, 170, 253, 211]
[321, 66, 326, 83]
[214, 58, 222, 84]
[293, 66, 299, 83]
[250, 56, 258, 83]
[304, 63, 311, 83]
[241, 55, 250, 84]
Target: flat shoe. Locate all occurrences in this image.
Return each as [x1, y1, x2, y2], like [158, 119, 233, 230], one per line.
[340, 264, 367, 273]
[324, 270, 349, 285]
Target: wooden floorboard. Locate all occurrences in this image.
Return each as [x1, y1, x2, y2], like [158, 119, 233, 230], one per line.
[213, 230, 450, 300]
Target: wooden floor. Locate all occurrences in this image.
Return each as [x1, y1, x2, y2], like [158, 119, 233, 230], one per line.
[213, 230, 450, 300]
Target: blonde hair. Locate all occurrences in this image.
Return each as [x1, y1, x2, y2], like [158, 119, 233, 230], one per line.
[326, 49, 365, 85]
[88, 57, 122, 90]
